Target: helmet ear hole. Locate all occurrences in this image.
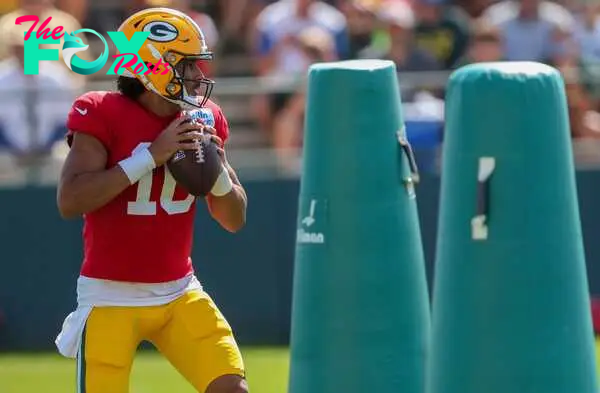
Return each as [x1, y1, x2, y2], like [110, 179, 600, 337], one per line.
[166, 82, 183, 99]
[165, 52, 177, 64]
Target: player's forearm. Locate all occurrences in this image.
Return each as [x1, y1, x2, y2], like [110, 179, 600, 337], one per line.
[208, 186, 247, 232]
[57, 166, 131, 219]
[206, 165, 247, 232]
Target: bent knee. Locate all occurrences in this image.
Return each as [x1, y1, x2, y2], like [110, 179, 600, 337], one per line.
[205, 374, 248, 393]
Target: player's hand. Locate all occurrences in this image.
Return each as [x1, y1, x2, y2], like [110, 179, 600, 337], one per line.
[148, 115, 204, 167]
[202, 126, 226, 163]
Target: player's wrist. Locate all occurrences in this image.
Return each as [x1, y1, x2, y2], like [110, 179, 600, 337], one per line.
[118, 147, 156, 184]
[210, 165, 234, 197]
[147, 145, 168, 167]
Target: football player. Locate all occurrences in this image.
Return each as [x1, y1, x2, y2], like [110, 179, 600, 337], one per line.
[55, 7, 248, 393]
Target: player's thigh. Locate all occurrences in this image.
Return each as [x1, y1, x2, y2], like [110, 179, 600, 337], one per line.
[78, 306, 141, 393]
[152, 290, 245, 393]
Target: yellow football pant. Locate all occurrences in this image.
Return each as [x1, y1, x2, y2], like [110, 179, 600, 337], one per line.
[76, 290, 245, 393]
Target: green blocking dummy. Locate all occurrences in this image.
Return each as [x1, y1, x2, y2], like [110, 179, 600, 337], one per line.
[288, 60, 430, 393]
[428, 62, 598, 393]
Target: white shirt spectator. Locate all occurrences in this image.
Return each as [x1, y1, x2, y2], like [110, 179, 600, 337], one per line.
[482, 0, 575, 62]
[0, 58, 75, 153]
[483, 0, 574, 29]
[574, 15, 600, 61]
[255, 0, 349, 76]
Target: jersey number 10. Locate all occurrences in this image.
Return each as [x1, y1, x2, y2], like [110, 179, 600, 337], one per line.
[127, 143, 194, 216]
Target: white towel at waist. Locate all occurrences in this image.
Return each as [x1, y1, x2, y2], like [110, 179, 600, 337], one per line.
[55, 274, 202, 358]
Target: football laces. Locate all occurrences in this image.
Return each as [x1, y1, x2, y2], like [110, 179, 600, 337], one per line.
[195, 133, 207, 164]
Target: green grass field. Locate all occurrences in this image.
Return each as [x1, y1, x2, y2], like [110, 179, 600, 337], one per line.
[0, 347, 289, 393]
[4, 343, 600, 392]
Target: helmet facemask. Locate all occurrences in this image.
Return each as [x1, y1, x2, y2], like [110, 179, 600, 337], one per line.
[164, 51, 214, 109]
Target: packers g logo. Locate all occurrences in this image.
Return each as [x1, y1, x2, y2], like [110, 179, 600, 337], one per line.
[143, 21, 178, 42]
[62, 29, 109, 75]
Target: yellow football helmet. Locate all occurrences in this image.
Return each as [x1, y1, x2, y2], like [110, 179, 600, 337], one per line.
[117, 7, 214, 109]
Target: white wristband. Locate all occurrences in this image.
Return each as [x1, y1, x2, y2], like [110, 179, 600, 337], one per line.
[118, 148, 156, 184]
[210, 165, 234, 196]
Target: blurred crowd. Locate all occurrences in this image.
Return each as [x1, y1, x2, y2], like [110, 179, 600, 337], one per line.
[0, 0, 599, 172]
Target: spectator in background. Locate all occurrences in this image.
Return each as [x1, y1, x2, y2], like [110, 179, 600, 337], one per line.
[573, 0, 600, 61]
[481, 0, 575, 64]
[458, 18, 505, 64]
[456, 0, 494, 18]
[573, 0, 600, 111]
[556, 53, 600, 140]
[55, 0, 87, 24]
[412, 0, 471, 69]
[371, 1, 442, 73]
[361, 1, 442, 100]
[0, 27, 75, 164]
[254, 0, 349, 75]
[271, 26, 337, 174]
[214, 0, 264, 50]
[252, 0, 349, 138]
[340, 0, 383, 59]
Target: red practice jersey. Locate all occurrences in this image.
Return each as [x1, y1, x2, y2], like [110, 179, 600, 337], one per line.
[66, 91, 229, 283]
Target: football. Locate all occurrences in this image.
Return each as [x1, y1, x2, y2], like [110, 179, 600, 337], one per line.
[167, 131, 222, 197]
